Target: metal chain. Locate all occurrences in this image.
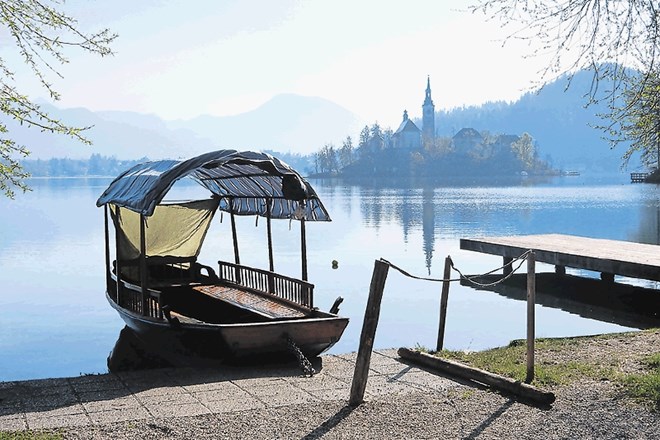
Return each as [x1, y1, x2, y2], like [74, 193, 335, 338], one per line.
[286, 336, 316, 377]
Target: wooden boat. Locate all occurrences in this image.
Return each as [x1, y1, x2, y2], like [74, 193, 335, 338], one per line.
[97, 150, 348, 362]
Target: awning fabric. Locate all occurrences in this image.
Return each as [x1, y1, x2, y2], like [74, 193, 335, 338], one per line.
[110, 199, 219, 261]
[96, 150, 330, 221]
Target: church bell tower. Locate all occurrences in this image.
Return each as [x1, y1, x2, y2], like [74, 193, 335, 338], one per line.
[422, 76, 435, 141]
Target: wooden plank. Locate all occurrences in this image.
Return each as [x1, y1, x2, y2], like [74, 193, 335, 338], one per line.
[460, 234, 660, 282]
[193, 285, 308, 319]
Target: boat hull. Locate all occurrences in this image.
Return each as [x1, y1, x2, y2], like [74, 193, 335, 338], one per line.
[106, 291, 349, 361]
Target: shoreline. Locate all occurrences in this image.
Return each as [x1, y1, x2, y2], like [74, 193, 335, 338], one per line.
[1, 330, 659, 438]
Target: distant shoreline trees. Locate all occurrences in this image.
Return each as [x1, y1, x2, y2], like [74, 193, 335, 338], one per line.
[311, 123, 555, 179]
[22, 154, 146, 177]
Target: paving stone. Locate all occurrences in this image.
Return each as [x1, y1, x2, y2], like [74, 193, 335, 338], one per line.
[202, 397, 266, 413]
[82, 396, 142, 413]
[26, 412, 90, 429]
[191, 386, 253, 404]
[87, 407, 151, 424]
[147, 402, 211, 418]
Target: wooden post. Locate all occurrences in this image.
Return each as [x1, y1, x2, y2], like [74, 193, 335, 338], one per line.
[349, 259, 389, 406]
[300, 218, 308, 281]
[265, 199, 275, 293]
[139, 214, 148, 316]
[503, 256, 513, 276]
[436, 256, 452, 352]
[266, 198, 274, 273]
[526, 251, 536, 383]
[104, 205, 111, 289]
[114, 206, 122, 303]
[229, 198, 240, 265]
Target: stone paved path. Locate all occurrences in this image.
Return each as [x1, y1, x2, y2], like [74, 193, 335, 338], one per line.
[0, 350, 455, 432]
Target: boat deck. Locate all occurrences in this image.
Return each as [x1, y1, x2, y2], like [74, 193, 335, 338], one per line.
[193, 285, 309, 319]
[460, 234, 660, 282]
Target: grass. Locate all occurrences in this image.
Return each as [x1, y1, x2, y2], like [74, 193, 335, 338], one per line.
[437, 337, 616, 387]
[431, 332, 660, 409]
[622, 353, 660, 409]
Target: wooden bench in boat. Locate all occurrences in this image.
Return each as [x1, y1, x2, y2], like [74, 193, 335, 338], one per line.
[192, 285, 309, 319]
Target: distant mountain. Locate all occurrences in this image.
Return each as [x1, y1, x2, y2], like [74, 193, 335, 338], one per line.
[167, 94, 361, 154]
[4, 94, 361, 160]
[4, 103, 214, 160]
[435, 70, 638, 173]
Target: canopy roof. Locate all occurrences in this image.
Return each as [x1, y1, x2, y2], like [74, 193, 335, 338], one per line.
[96, 150, 330, 221]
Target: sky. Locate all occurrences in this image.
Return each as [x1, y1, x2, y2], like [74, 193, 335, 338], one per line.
[3, 0, 553, 129]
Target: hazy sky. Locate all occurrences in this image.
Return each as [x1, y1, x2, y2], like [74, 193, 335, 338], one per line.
[6, 0, 553, 128]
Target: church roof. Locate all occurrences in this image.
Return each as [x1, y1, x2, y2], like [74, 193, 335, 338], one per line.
[394, 118, 421, 135]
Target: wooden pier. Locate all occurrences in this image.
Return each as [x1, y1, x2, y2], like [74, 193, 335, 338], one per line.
[631, 172, 649, 183]
[460, 234, 660, 283]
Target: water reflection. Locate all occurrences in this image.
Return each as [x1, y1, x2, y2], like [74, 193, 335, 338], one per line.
[322, 176, 660, 274]
[107, 326, 321, 373]
[462, 274, 660, 330]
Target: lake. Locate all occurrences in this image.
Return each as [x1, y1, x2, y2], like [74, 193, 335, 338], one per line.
[1, 174, 659, 382]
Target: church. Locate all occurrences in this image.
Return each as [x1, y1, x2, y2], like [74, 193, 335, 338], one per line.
[392, 76, 435, 150]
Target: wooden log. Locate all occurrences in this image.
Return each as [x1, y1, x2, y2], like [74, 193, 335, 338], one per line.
[526, 251, 536, 383]
[349, 259, 390, 406]
[436, 256, 452, 351]
[398, 348, 555, 405]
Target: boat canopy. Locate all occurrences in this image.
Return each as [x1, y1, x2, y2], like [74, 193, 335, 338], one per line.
[96, 150, 331, 221]
[110, 199, 219, 262]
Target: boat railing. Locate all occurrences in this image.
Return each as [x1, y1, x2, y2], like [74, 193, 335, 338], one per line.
[110, 276, 163, 319]
[217, 260, 314, 309]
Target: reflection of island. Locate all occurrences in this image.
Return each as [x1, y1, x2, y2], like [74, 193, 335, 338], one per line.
[358, 182, 438, 273]
[461, 273, 660, 330]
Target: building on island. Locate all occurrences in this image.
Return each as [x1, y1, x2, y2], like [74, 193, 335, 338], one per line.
[392, 76, 436, 150]
[392, 110, 422, 150]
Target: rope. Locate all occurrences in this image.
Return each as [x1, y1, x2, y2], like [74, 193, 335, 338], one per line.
[381, 249, 533, 288]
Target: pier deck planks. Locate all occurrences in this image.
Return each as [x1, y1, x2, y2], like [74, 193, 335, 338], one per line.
[460, 234, 660, 282]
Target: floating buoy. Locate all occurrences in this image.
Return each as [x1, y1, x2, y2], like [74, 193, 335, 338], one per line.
[332, 260, 338, 269]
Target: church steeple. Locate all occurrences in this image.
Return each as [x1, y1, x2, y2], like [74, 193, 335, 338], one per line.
[422, 75, 435, 140]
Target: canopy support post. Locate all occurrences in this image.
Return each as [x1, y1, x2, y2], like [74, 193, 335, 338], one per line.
[114, 206, 122, 303]
[229, 197, 241, 265]
[140, 214, 148, 316]
[301, 218, 308, 281]
[266, 198, 275, 293]
[104, 205, 111, 289]
[266, 198, 274, 273]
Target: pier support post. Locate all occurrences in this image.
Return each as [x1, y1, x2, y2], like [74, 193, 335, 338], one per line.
[436, 256, 452, 352]
[503, 257, 513, 276]
[526, 251, 536, 383]
[350, 259, 390, 406]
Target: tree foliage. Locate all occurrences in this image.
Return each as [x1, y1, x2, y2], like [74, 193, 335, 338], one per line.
[0, 0, 116, 197]
[472, 1, 660, 168]
[598, 70, 660, 168]
[471, 0, 659, 101]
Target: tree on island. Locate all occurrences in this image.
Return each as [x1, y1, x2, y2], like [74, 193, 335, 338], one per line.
[0, 0, 116, 198]
[472, 0, 660, 169]
[313, 121, 552, 178]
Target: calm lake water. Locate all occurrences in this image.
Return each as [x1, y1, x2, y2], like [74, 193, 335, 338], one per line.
[1, 174, 660, 381]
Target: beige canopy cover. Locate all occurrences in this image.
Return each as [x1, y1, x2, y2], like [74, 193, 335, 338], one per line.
[110, 199, 219, 262]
